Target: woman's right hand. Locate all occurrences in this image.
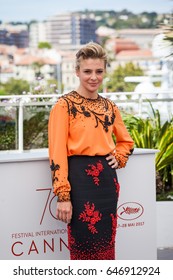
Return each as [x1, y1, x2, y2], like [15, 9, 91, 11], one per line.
[56, 201, 73, 224]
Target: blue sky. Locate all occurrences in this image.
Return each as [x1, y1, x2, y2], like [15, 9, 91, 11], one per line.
[0, 0, 172, 22]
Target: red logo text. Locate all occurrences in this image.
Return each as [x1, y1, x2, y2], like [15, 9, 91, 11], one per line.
[117, 202, 144, 221]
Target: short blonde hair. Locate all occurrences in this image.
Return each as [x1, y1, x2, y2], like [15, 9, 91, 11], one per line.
[75, 42, 107, 70]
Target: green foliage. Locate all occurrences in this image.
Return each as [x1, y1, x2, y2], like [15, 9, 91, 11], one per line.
[156, 190, 173, 201]
[0, 118, 16, 150]
[123, 105, 173, 201]
[23, 109, 49, 149]
[156, 123, 173, 171]
[0, 88, 6, 95]
[106, 62, 144, 92]
[0, 78, 30, 95]
[163, 24, 173, 58]
[31, 62, 44, 78]
[0, 108, 49, 151]
[38, 42, 52, 49]
[0, 77, 60, 151]
[84, 9, 162, 29]
[30, 78, 59, 95]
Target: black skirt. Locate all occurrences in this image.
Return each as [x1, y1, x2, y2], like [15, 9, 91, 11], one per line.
[67, 155, 120, 260]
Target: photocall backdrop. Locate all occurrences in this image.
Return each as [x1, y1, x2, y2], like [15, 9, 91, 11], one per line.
[0, 148, 157, 260]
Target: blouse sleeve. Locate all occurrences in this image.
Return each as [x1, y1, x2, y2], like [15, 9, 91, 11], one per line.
[112, 104, 134, 168]
[48, 98, 71, 202]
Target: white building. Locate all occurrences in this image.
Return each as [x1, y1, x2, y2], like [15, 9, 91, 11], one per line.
[29, 12, 97, 50]
[29, 22, 47, 49]
[45, 13, 80, 47]
[116, 29, 161, 49]
[61, 51, 79, 92]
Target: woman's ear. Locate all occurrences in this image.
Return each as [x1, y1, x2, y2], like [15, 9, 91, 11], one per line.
[75, 69, 79, 77]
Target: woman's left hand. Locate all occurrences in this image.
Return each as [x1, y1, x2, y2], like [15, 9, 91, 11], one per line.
[106, 154, 118, 169]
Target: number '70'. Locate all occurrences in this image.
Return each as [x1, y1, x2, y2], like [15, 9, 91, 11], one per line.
[36, 188, 57, 225]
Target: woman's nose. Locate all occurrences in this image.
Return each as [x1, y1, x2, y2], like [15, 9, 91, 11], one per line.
[91, 72, 97, 80]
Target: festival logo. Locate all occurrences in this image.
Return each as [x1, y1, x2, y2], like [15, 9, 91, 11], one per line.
[117, 202, 144, 221]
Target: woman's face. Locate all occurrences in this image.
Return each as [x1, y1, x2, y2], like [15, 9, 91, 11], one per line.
[76, 58, 105, 94]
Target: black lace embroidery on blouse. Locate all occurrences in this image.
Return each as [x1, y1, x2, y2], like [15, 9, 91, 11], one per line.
[62, 91, 115, 132]
[129, 148, 134, 155]
[50, 160, 60, 183]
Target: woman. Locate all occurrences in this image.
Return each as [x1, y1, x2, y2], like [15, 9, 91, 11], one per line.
[48, 42, 134, 260]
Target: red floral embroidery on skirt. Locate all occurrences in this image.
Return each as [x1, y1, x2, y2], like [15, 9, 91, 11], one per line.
[110, 213, 118, 245]
[67, 225, 75, 250]
[85, 160, 104, 186]
[79, 202, 102, 234]
[114, 177, 120, 197]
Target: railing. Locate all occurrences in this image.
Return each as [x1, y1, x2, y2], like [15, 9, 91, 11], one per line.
[0, 90, 173, 152]
[0, 94, 58, 152]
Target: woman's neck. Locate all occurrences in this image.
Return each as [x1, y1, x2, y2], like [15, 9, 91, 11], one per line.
[76, 88, 98, 100]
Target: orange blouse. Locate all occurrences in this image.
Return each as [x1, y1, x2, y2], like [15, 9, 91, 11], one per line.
[48, 91, 134, 202]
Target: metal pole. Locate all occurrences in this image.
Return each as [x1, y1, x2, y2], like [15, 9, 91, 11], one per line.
[18, 99, 24, 152]
[57, 63, 61, 94]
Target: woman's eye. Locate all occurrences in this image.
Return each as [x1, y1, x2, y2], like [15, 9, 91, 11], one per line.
[84, 70, 104, 74]
[97, 70, 104, 74]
